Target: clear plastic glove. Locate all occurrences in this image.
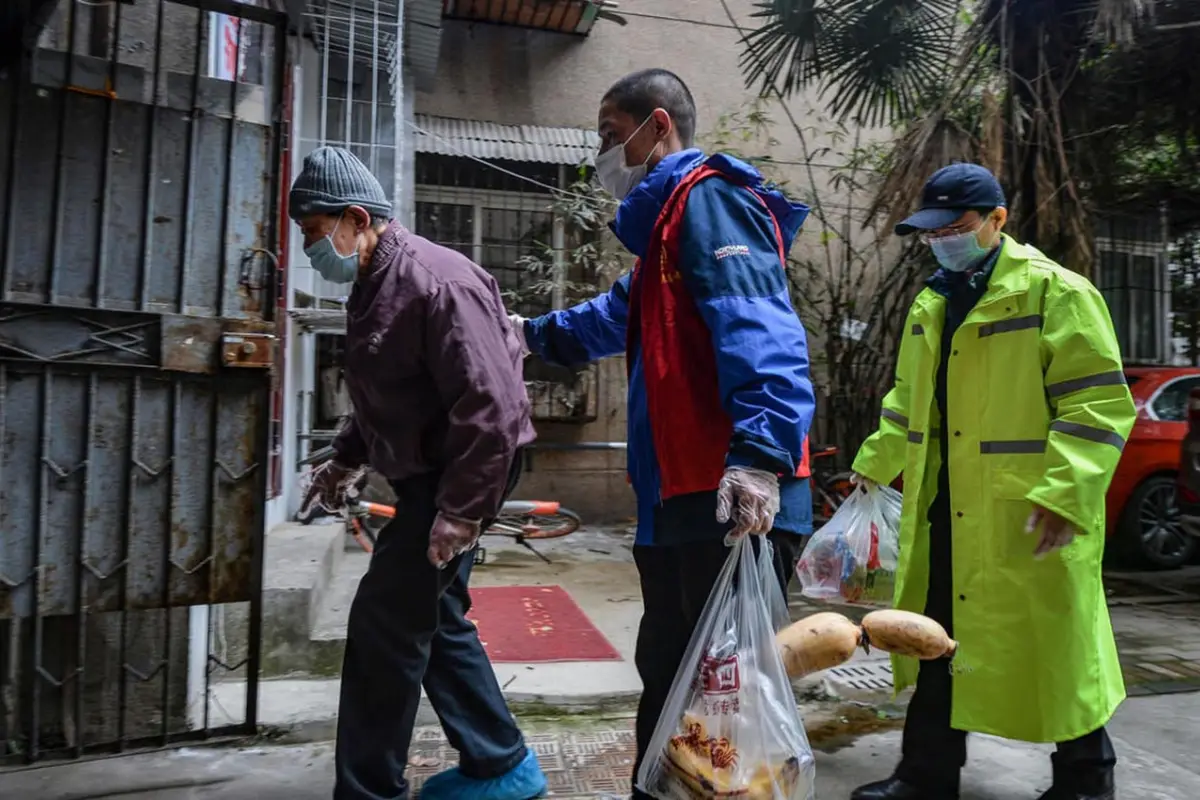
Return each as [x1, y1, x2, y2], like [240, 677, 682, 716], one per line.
[300, 460, 365, 516]
[508, 312, 530, 358]
[849, 472, 878, 490]
[428, 511, 483, 569]
[1026, 506, 1076, 559]
[715, 466, 781, 543]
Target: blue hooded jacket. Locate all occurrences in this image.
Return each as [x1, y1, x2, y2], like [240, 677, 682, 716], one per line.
[524, 150, 815, 546]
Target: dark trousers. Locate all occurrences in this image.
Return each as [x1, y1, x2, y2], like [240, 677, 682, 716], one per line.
[895, 504, 1116, 795]
[630, 531, 805, 799]
[334, 462, 526, 800]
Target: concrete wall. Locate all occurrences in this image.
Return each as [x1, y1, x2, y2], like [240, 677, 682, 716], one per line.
[413, 0, 895, 522]
[413, 0, 894, 217]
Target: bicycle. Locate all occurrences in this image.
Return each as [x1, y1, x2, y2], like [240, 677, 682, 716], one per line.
[809, 444, 856, 528]
[340, 496, 581, 564]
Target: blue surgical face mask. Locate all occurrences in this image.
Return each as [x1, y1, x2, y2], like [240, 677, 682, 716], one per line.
[928, 225, 992, 273]
[305, 213, 360, 283]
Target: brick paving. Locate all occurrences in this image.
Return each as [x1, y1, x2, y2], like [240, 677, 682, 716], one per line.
[1112, 598, 1200, 696]
[1105, 569, 1200, 696]
[396, 572, 1200, 795]
[408, 718, 637, 798]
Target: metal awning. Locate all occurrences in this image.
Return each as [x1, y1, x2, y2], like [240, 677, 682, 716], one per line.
[441, 0, 613, 36]
[412, 114, 600, 166]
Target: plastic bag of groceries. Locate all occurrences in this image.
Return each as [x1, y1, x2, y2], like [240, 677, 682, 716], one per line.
[796, 482, 901, 606]
[637, 538, 816, 800]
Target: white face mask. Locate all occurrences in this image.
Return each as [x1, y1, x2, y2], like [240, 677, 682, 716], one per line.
[926, 220, 994, 273]
[595, 116, 658, 201]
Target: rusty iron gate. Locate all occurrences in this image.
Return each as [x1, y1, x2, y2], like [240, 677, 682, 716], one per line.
[0, 0, 286, 765]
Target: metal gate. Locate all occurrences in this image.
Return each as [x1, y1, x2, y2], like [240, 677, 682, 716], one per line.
[0, 0, 286, 764]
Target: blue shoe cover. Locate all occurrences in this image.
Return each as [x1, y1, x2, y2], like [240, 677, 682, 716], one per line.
[418, 750, 547, 800]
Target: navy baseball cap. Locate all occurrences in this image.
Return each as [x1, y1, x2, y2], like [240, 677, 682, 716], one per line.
[894, 163, 1006, 236]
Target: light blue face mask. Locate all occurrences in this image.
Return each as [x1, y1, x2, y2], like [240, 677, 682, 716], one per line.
[928, 225, 992, 273]
[305, 213, 360, 284]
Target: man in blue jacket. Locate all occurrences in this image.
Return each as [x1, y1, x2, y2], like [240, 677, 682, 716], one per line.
[508, 68, 815, 797]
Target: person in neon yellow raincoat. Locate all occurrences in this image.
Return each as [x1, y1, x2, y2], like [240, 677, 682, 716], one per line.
[849, 164, 1133, 800]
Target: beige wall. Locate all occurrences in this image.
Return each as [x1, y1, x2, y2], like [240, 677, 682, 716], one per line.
[415, 0, 895, 522]
[414, 0, 893, 198]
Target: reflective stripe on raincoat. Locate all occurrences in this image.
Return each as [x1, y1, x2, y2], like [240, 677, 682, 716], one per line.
[852, 235, 1136, 743]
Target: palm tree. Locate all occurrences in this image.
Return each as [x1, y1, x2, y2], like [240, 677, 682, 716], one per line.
[738, 0, 1188, 273]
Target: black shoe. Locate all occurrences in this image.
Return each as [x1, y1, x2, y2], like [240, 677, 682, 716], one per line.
[1076, 766, 1115, 799]
[851, 777, 958, 800]
[1037, 754, 1115, 800]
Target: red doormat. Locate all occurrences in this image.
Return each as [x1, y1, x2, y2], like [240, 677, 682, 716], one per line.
[466, 585, 622, 663]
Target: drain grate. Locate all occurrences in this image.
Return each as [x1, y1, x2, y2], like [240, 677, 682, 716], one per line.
[826, 661, 895, 693]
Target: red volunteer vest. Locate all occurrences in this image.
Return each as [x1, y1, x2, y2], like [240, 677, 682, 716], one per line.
[625, 165, 811, 501]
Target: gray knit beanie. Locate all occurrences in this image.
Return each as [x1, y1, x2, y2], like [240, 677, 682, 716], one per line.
[289, 146, 392, 221]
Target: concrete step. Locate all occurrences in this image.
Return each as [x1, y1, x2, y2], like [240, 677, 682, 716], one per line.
[309, 550, 369, 655]
[260, 522, 345, 678]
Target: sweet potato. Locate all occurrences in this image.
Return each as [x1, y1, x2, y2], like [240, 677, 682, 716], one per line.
[775, 612, 861, 679]
[861, 609, 957, 659]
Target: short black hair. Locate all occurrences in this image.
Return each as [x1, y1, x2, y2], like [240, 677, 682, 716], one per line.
[603, 68, 697, 148]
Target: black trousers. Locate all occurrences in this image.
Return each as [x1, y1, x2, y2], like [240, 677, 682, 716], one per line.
[895, 502, 1116, 795]
[334, 459, 527, 800]
[630, 531, 806, 800]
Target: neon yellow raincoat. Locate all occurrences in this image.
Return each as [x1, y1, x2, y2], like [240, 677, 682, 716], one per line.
[852, 235, 1135, 743]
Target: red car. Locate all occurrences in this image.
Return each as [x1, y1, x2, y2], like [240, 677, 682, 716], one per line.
[1105, 366, 1200, 570]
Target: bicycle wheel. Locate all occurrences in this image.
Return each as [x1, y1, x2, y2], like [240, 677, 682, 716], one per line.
[349, 517, 377, 554]
[492, 506, 582, 540]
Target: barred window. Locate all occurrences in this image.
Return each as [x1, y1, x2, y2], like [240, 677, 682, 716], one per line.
[1094, 214, 1168, 364]
[414, 153, 595, 317]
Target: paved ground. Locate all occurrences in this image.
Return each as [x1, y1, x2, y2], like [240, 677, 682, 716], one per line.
[206, 528, 648, 735]
[308, 527, 647, 704]
[10, 534, 1200, 797]
[4, 692, 1199, 798]
[206, 535, 1200, 736]
[1103, 569, 1200, 696]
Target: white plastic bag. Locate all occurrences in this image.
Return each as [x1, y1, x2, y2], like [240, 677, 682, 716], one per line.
[759, 535, 791, 634]
[637, 538, 816, 800]
[796, 482, 901, 606]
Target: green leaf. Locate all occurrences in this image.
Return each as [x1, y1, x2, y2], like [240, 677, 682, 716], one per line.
[740, 0, 959, 126]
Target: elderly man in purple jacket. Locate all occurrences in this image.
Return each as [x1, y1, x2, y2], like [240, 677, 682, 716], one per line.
[292, 147, 546, 800]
